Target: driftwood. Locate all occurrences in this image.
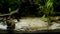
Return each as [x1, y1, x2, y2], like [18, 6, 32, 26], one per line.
[0, 8, 19, 17]
[0, 8, 19, 20]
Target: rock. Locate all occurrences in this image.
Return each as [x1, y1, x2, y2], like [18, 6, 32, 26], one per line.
[15, 17, 48, 31]
[49, 22, 60, 30]
[0, 23, 7, 30]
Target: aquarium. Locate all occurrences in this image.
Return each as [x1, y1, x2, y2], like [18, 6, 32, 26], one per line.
[0, 0, 60, 33]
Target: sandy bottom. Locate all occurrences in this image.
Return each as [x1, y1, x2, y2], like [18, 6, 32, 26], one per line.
[0, 17, 60, 31]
